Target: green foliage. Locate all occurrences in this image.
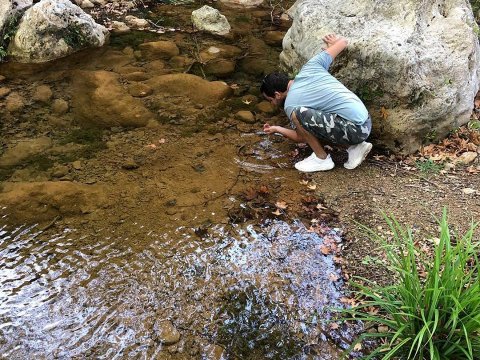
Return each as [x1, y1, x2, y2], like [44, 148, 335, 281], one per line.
[339, 210, 480, 360]
[63, 24, 89, 48]
[415, 159, 444, 175]
[0, 13, 21, 62]
[468, 119, 480, 130]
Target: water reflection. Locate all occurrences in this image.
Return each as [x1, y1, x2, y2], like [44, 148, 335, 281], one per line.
[0, 219, 354, 359]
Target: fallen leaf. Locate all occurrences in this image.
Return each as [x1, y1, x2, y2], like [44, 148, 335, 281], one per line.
[145, 144, 157, 149]
[244, 188, 257, 200]
[380, 106, 389, 120]
[329, 322, 340, 330]
[353, 343, 363, 351]
[272, 209, 282, 216]
[307, 184, 317, 190]
[328, 273, 340, 282]
[299, 180, 309, 185]
[320, 245, 331, 255]
[275, 201, 288, 209]
[158, 138, 166, 144]
[259, 185, 269, 194]
[242, 99, 252, 105]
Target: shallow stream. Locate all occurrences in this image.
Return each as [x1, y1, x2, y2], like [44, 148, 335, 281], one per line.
[0, 1, 358, 358]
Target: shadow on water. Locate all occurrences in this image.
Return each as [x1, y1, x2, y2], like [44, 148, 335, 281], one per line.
[0, 218, 359, 359]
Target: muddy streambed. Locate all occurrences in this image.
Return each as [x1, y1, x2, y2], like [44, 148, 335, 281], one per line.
[0, 1, 360, 358]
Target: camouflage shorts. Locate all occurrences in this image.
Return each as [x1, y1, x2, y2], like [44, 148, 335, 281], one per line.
[292, 107, 371, 146]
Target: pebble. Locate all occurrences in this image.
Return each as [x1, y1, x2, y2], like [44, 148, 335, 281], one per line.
[51, 99, 69, 114]
[72, 161, 82, 170]
[0, 87, 11, 98]
[154, 320, 180, 345]
[235, 110, 256, 124]
[122, 158, 139, 170]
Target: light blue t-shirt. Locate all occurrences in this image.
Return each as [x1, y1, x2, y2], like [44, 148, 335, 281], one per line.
[284, 51, 368, 125]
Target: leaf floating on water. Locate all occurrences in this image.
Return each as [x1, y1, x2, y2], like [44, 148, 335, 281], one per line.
[328, 273, 339, 282]
[145, 143, 157, 149]
[329, 322, 340, 330]
[272, 209, 282, 216]
[275, 201, 288, 209]
[320, 245, 331, 255]
[242, 99, 252, 105]
[307, 184, 317, 190]
[299, 180, 309, 185]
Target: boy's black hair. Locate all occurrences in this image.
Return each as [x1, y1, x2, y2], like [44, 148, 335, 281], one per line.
[260, 72, 290, 97]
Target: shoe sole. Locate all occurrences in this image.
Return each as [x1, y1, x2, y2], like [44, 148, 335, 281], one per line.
[344, 143, 372, 170]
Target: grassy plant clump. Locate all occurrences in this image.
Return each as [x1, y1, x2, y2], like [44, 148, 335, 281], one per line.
[415, 159, 444, 175]
[340, 211, 479, 359]
[0, 13, 21, 62]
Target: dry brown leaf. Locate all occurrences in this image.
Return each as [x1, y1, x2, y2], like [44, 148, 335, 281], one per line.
[328, 273, 340, 282]
[259, 185, 269, 194]
[353, 343, 363, 351]
[275, 201, 288, 209]
[299, 180, 309, 185]
[272, 209, 282, 216]
[307, 184, 317, 190]
[380, 106, 389, 120]
[320, 245, 331, 255]
[329, 322, 340, 330]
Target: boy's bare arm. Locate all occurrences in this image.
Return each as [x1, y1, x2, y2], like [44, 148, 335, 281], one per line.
[323, 33, 348, 60]
[263, 123, 306, 143]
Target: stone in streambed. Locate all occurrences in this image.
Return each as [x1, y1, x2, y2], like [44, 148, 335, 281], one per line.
[33, 85, 53, 104]
[138, 41, 179, 60]
[154, 320, 180, 345]
[235, 110, 256, 123]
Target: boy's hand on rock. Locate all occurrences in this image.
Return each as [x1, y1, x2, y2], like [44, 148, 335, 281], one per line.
[323, 33, 341, 47]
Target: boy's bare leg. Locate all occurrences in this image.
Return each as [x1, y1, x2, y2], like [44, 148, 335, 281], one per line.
[291, 113, 328, 159]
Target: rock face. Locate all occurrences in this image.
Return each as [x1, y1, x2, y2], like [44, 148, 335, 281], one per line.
[146, 73, 232, 105]
[70, 70, 155, 128]
[0, 181, 109, 224]
[280, 0, 480, 153]
[191, 5, 231, 36]
[8, 0, 109, 63]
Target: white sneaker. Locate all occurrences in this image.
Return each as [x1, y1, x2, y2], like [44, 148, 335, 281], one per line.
[344, 141, 372, 169]
[295, 153, 335, 172]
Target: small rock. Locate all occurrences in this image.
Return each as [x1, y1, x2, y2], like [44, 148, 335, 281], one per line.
[191, 5, 231, 36]
[122, 158, 139, 170]
[202, 344, 226, 360]
[72, 160, 82, 170]
[51, 165, 69, 178]
[6, 92, 25, 113]
[255, 100, 276, 114]
[0, 87, 11, 98]
[155, 320, 180, 345]
[125, 15, 149, 29]
[456, 151, 477, 164]
[127, 83, 153, 97]
[235, 110, 256, 123]
[123, 72, 149, 82]
[80, 0, 94, 9]
[111, 21, 130, 34]
[51, 99, 69, 114]
[33, 85, 53, 104]
[138, 41, 180, 61]
[462, 187, 477, 195]
[264, 31, 285, 46]
[203, 59, 236, 78]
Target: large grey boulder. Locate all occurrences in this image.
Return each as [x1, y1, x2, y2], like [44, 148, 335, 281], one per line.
[280, 0, 480, 153]
[0, 1, 32, 36]
[8, 0, 109, 63]
[191, 5, 231, 36]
